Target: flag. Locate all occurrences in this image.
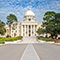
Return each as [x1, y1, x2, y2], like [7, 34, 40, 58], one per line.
[29, 0, 31, 4]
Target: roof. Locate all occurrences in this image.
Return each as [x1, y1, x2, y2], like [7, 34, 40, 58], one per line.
[25, 8, 35, 16]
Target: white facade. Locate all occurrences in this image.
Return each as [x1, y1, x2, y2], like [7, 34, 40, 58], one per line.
[10, 8, 50, 37]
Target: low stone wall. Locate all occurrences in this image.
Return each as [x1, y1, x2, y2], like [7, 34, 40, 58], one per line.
[55, 39, 60, 43]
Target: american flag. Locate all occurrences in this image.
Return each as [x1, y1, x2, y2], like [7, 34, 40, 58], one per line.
[29, 0, 31, 4]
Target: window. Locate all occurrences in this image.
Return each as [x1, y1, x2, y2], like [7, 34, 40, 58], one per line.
[19, 27, 20, 28]
[29, 18, 31, 21]
[15, 27, 17, 29]
[12, 31, 13, 33]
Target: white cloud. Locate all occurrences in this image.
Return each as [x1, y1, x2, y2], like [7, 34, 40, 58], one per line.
[0, 0, 60, 24]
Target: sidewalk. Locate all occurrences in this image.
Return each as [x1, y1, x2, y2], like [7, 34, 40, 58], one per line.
[21, 44, 40, 60]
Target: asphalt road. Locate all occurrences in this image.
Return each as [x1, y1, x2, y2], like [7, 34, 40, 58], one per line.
[33, 43, 60, 60]
[0, 44, 27, 60]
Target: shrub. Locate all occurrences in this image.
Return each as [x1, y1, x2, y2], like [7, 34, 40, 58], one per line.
[38, 36, 55, 42]
[6, 35, 11, 38]
[0, 36, 23, 43]
[6, 35, 9, 38]
[16, 36, 23, 40]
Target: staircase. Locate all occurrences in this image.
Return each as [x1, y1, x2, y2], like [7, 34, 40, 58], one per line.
[21, 36, 39, 43]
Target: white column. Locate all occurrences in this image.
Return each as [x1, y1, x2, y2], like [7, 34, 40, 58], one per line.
[31, 25, 32, 36]
[27, 25, 29, 36]
[25, 25, 26, 36]
[36, 25, 38, 36]
[34, 25, 35, 36]
[21, 25, 23, 36]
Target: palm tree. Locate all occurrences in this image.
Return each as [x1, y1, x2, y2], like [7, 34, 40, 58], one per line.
[6, 14, 18, 36]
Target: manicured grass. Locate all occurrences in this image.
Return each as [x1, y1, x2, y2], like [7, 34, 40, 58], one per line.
[0, 39, 5, 44]
[0, 36, 23, 44]
[38, 36, 55, 42]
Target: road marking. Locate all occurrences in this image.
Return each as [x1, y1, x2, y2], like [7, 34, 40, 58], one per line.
[20, 44, 28, 60]
[32, 44, 40, 60]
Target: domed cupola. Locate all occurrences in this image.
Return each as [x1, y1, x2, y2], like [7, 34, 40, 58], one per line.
[24, 8, 35, 21]
[24, 8, 35, 17]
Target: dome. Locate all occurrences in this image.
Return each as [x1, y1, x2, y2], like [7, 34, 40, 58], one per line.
[25, 8, 35, 17]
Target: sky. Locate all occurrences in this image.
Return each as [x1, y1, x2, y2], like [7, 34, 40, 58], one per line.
[0, 0, 60, 24]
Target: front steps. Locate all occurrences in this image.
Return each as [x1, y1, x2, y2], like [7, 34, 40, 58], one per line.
[21, 37, 39, 43]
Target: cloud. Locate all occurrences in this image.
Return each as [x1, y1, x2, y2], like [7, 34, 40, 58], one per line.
[0, 0, 60, 24]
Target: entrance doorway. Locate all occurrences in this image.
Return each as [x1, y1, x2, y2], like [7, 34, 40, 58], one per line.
[29, 34, 31, 36]
[14, 33, 16, 37]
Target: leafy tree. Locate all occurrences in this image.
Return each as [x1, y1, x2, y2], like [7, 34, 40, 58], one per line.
[0, 20, 6, 35]
[46, 22, 55, 38]
[43, 11, 56, 27]
[6, 14, 18, 36]
[56, 23, 60, 34]
[36, 28, 45, 35]
[54, 13, 60, 35]
[45, 13, 60, 38]
[41, 11, 56, 38]
[55, 13, 60, 24]
[38, 11, 60, 38]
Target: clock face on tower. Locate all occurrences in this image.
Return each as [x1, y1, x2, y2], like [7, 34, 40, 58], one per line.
[29, 18, 31, 21]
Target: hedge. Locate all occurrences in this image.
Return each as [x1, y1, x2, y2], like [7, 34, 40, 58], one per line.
[38, 36, 55, 42]
[0, 36, 23, 44]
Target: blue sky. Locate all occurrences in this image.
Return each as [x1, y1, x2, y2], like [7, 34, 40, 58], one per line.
[0, 0, 60, 24]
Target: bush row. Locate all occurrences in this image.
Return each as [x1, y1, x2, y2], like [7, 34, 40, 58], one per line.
[0, 36, 23, 44]
[38, 36, 55, 42]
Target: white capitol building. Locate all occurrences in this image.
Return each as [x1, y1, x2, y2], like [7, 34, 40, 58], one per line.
[4, 8, 51, 37]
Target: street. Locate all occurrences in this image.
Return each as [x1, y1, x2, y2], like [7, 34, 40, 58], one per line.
[33, 43, 60, 60]
[0, 44, 27, 60]
[0, 43, 60, 60]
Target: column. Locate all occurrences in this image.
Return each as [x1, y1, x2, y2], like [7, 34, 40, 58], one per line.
[34, 25, 35, 36]
[25, 25, 26, 36]
[27, 25, 29, 37]
[21, 25, 23, 36]
[36, 26, 38, 36]
[31, 25, 32, 36]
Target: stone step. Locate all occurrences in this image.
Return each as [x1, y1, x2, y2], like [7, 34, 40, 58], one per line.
[21, 37, 38, 43]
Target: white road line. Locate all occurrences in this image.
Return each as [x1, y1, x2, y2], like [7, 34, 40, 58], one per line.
[20, 44, 28, 60]
[32, 44, 40, 60]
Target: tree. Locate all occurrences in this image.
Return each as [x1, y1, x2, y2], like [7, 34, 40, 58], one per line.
[36, 28, 45, 35]
[55, 13, 60, 24]
[43, 11, 56, 27]
[41, 11, 56, 38]
[0, 20, 6, 35]
[44, 13, 60, 38]
[6, 14, 18, 36]
[54, 13, 60, 35]
[46, 22, 55, 38]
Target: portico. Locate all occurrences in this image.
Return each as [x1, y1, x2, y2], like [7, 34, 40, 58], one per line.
[21, 23, 38, 37]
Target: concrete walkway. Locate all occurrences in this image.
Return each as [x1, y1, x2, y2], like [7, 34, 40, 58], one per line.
[21, 44, 40, 60]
